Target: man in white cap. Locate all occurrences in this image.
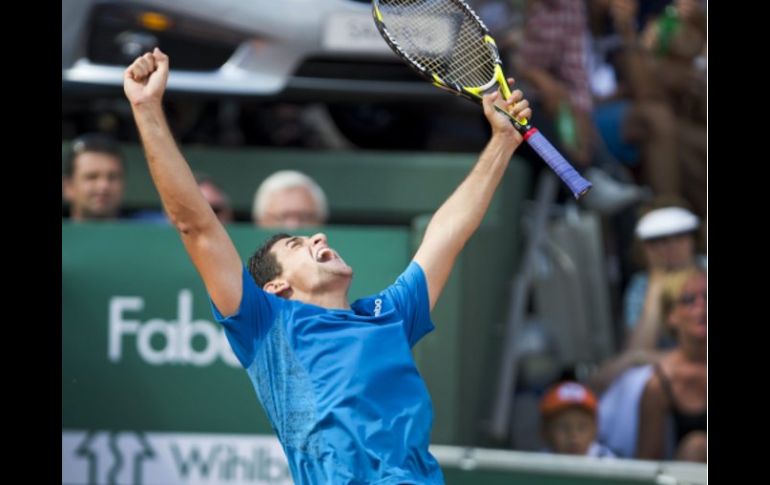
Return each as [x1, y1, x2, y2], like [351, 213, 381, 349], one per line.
[623, 203, 706, 350]
[585, 202, 706, 415]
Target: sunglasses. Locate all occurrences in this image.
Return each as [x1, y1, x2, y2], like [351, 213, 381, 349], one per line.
[678, 291, 707, 306]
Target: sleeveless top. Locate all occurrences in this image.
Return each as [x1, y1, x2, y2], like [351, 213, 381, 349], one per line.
[654, 364, 707, 443]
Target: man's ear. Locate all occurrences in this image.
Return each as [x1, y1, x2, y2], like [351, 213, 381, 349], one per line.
[264, 279, 292, 298]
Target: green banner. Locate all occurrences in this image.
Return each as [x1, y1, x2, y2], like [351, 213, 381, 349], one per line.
[62, 222, 411, 433]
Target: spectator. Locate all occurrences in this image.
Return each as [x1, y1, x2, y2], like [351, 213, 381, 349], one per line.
[637, 266, 706, 461]
[540, 381, 615, 457]
[515, 0, 647, 214]
[594, 0, 707, 218]
[133, 173, 234, 224]
[252, 170, 328, 229]
[62, 133, 125, 221]
[624, 202, 705, 350]
[595, 266, 706, 461]
[516, 0, 594, 166]
[195, 173, 234, 224]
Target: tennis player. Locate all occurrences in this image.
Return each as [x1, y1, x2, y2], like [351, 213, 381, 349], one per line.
[123, 48, 531, 484]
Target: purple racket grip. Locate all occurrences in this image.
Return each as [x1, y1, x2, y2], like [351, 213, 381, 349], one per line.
[524, 129, 592, 199]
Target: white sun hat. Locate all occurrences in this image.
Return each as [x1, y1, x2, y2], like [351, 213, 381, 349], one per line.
[635, 207, 700, 240]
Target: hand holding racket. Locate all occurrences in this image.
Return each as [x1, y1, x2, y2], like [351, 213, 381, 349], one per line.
[372, 0, 592, 198]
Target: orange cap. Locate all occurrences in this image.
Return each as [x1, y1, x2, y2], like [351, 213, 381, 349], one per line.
[540, 381, 598, 418]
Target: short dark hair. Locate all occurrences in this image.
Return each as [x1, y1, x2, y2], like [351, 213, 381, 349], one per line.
[248, 233, 292, 288]
[63, 133, 124, 177]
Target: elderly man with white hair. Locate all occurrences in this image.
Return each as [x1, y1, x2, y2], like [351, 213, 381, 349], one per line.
[252, 170, 329, 229]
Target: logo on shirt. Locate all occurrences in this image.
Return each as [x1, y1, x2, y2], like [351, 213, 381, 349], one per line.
[373, 298, 383, 317]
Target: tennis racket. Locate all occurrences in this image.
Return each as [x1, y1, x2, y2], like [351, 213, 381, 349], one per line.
[372, 0, 592, 198]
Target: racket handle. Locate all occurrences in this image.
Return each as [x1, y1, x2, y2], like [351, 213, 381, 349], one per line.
[523, 129, 592, 199]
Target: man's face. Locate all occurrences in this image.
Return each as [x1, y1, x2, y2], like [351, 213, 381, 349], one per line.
[63, 152, 124, 220]
[259, 186, 323, 229]
[269, 233, 352, 294]
[643, 233, 695, 271]
[199, 181, 233, 224]
[542, 408, 597, 455]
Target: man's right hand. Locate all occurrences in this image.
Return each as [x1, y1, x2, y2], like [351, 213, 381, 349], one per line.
[124, 48, 169, 107]
[482, 80, 531, 145]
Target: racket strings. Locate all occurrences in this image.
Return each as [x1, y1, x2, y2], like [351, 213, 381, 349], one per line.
[385, 2, 493, 85]
[378, 0, 496, 88]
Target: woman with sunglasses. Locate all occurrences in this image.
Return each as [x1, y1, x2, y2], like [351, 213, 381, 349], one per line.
[636, 266, 706, 461]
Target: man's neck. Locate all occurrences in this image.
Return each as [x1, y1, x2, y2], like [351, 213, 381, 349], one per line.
[290, 277, 352, 310]
[301, 292, 351, 310]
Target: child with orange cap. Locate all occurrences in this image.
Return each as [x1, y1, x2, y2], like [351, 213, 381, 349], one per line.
[540, 381, 616, 457]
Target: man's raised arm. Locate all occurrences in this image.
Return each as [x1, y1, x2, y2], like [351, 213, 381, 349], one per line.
[124, 49, 243, 315]
[413, 86, 531, 310]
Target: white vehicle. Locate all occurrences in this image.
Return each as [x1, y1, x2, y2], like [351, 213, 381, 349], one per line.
[62, 0, 472, 148]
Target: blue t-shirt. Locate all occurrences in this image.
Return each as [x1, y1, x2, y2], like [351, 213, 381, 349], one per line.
[211, 261, 444, 484]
